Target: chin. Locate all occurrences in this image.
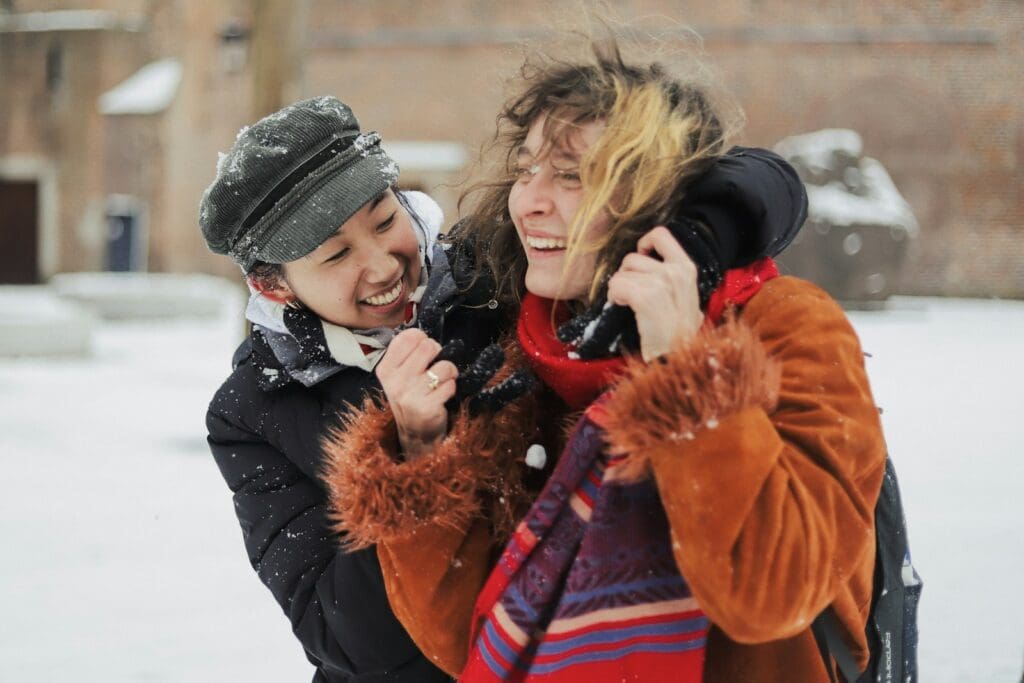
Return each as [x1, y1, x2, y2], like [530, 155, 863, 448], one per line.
[524, 254, 595, 302]
[524, 271, 560, 300]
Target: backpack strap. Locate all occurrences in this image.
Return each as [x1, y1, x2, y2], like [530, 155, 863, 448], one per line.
[811, 615, 838, 683]
[811, 608, 864, 683]
[812, 455, 921, 683]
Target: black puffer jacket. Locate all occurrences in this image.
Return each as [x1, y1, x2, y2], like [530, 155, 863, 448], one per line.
[207, 242, 503, 683]
[204, 146, 806, 683]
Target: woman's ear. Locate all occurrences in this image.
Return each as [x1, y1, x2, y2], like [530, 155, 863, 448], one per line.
[247, 270, 297, 305]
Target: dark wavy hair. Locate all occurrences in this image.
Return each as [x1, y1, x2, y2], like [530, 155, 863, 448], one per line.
[456, 38, 728, 307]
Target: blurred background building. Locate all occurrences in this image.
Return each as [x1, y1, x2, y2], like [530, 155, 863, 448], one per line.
[1, 0, 1021, 298]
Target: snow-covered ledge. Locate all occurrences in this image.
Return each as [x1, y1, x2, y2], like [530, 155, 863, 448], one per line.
[0, 286, 96, 357]
[98, 59, 182, 116]
[51, 273, 245, 321]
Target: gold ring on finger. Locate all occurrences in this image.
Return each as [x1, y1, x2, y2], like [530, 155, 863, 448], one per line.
[426, 369, 440, 391]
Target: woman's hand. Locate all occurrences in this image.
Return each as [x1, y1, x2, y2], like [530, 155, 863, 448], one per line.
[376, 329, 458, 459]
[606, 226, 703, 362]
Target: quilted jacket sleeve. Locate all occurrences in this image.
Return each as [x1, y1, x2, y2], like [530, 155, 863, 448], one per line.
[207, 388, 451, 682]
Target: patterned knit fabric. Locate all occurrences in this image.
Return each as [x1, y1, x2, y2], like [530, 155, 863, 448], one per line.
[460, 258, 780, 683]
[460, 407, 708, 682]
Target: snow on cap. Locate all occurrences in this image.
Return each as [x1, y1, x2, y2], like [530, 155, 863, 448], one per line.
[198, 96, 399, 271]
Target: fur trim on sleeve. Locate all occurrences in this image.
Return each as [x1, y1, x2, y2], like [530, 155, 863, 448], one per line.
[321, 343, 538, 550]
[602, 315, 781, 482]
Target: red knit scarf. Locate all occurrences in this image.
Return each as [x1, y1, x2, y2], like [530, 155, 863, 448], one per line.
[516, 258, 779, 409]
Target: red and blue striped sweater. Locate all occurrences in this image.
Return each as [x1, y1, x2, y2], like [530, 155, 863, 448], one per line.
[461, 400, 709, 682]
[460, 260, 781, 682]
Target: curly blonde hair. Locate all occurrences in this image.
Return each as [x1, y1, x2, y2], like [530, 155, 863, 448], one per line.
[457, 39, 730, 306]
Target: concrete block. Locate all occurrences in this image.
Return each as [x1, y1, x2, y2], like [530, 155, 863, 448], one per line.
[0, 286, 96, 357]
[50, 272, 245, 321]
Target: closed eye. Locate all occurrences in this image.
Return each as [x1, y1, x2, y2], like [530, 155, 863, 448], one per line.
[511, 166, 532, 182]
[552, 166, 581, 188]
[323, 246, 350, 263]
[513, 147, 536, 183]
[377, 211, 396, 232]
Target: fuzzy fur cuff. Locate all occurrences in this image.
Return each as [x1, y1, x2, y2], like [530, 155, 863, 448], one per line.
[321, 349, 537, 550]
[602, 315, 781, 482]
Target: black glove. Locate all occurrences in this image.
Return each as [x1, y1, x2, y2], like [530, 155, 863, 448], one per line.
[436, 341, 535, 417]
[416, 294, 445, 341]
[556, 217, 722, 360]
[418, 296, 535, 417]
[557, 298, 639, 360]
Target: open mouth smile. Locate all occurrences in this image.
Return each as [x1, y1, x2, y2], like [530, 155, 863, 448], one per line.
[525, 235, 567, 251]
[360, 279, 404, 307]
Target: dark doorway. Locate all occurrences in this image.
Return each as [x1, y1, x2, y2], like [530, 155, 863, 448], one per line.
[105, 200, 146, 272]
[0, 180, 40, 284]
[107, 213, 137, 271]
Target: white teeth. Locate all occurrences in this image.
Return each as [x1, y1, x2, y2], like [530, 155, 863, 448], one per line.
[526, 236, 567, 250]
[362, 281, 402, 306]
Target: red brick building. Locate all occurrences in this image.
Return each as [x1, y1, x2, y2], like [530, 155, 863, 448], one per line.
[1, 0, 1021, 296]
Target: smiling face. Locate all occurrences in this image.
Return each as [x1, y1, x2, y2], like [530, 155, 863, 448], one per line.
[278, 189, 422, 329]
[508, 114, 610, 302]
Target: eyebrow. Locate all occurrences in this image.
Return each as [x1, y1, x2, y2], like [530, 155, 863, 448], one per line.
[515, 144, 578, 164]
[320, 239, 347, 263]
[551, 146, 579, 163]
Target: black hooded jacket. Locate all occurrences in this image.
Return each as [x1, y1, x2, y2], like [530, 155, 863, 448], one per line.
[204, 147, 806, 683]
[207, 238, 500, 682]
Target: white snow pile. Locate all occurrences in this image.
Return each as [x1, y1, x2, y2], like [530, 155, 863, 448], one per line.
[775, 128, 864, 176]
[0, 9, 144, 33]
[0, 285, 96, 357]
[50, 272, 245, 321]
[806, 159, 919, 235]
[775, 129, 918, 236]
[98, 59, 182, 116]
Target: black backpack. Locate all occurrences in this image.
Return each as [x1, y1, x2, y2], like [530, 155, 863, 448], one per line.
[812, 455, 923, 683]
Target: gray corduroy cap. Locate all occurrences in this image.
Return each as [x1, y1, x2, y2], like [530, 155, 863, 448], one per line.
[198, 96, 399, 271]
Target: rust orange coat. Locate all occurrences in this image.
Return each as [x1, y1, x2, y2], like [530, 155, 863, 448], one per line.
[322, 276, 888, 682]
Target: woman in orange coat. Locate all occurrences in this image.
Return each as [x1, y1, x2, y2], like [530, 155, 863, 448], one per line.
[322, 41, 887, 683]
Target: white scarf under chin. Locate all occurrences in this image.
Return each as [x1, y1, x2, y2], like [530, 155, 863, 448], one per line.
[245, 190, 445, 380]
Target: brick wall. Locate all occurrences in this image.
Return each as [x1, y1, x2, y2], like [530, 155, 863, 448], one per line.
[298, 0, 1023, 297]
[0, 24, 149, 274]
[3, 0, 1020, 296]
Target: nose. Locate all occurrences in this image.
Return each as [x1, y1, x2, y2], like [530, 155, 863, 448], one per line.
[361, 243, 401, 286]
[511, 168, 555, 218]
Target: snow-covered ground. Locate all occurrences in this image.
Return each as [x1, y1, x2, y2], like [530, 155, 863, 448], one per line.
[847, 298, 1024, 683]
[1, 295, 1022, 682]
